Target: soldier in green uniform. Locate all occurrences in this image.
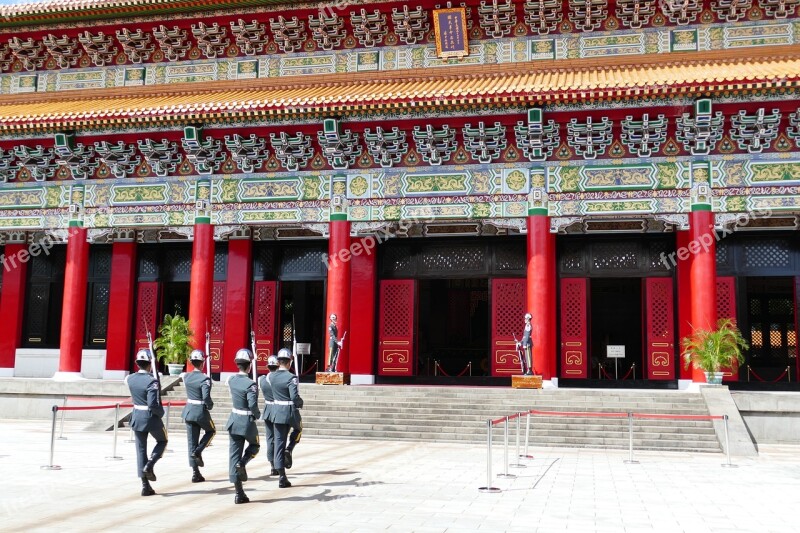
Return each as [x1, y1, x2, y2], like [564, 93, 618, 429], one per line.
[124, 349, 168, 497]
[181, 349, 216, 483]
[225, 348, 261, 504]
[258, 355, 280, 476]
[269, 348, 303, 488]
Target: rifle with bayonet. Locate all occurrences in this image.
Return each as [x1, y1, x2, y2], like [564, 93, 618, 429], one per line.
[250, 313, 258, 382]
[512, 332, 525, 375]
[292, 314, 300, 386]
[145, 320, 161, 403]
[205, 322, 211, 378]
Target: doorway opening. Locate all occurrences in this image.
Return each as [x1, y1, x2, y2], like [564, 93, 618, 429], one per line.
[745, 276, 797, 379]
[279, 280, 325, 376]
[589, 278, 642, 380]
[162, 282, 190, 319]
[418, 279, 489, 377]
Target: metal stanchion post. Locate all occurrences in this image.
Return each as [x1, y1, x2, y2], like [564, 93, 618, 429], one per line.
[57, 397, 68, 440]
[623, 412, 639, 464]
[510, 414, 525, 468]
[520, 411, 534, 460]
[106, 403, 124, 461]
[721, 415, 737, 468]
[41, 405, 62, 470]
[164, 401, 173, 453]
[497, 416, 516, 479]
[125, 425, 135, 444]
[478, 420, 500, 493]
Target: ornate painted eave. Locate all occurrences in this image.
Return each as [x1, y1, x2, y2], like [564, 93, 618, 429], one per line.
[0, 46, 798, 134]
[0, 0, 306, 28]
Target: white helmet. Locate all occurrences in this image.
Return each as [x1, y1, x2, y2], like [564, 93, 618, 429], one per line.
[267, 355, 279, 368]
[235, 348, 253, 363]
[524, 313, 532, 320]
[135, 349, 152, 362]
[189, 349, 205, 362]
[330, 313, 337, 321]
[277, 348, 293, 361]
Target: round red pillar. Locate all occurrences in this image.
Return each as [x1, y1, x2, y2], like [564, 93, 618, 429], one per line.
[57, 226, 90, 376]
[189, 223, 215, 354]
[527, 215, 556, 380]
[105, 241, 137, 378]
[689, 209, 717, 382]
[326, 220, 351, 373]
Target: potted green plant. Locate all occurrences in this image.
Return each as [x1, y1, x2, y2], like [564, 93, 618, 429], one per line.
[682, 318, 749, 385]
[153, 313, 194, 376]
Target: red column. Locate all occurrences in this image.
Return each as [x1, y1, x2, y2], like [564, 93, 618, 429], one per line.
[676, 230, 694, 380]
[0, 243, 29, 375]
[349, 236, 377, 380]
[189, 223, 215, 354]
[689, 210, 717, 382]
[527, 215, 557, 380]
[223, 237, 252, 373]
[57, 227, 90, 376]
[326, 220, 351, 373]
[105, 241, 137, 378]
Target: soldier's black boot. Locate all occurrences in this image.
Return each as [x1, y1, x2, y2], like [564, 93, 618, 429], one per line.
[234, 481, 249, 504]
[191, 450, 204, 467]
[141, 478, 155, 497]
[278, 468, 292, 488]
[142, 460, 157, 482]
[191, 467, 205, 483]
[284, 449, 293, 469]
[269, 463, 279, 476]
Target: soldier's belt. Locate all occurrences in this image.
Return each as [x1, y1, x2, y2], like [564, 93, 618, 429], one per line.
[273, 400, 294, 406]
[231, 408, 252, 416]
[186, 399, 203, 405]
[263, 401, 274, 405]
[133, 405, 149, 411]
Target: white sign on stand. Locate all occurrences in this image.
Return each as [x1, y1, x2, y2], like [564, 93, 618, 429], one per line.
[296, 343, 311, 355]
[607, 345, 625, 379]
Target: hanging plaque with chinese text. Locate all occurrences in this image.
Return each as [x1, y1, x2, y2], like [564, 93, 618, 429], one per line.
[433, 8, 469, 59]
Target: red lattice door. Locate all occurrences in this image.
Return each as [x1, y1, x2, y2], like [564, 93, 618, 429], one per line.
[252, 281, 278, 375]
[716, 277, 738, 381]
[644, 277, 676, 380]
[491, 278, 527, 376]
[208, 281, 226, 373]
[134, 282, 160, 366]
[560, 278, 588, 378]
[378, 279, 416, 376]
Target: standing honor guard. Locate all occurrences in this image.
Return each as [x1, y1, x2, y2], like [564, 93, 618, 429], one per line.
[181, 349, 216, 483]
[258, 355, 280, 476]
[326, 313, 343, 372]
[124, 349, 168, 497]
[226, 348, 261, 504]
[270, 348, 304, 488]
[517, 312, 534, 375]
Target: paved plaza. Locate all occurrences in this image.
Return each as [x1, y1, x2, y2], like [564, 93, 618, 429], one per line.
[0, 419, 799, 532]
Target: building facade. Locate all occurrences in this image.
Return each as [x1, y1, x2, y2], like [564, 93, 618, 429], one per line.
[0, 0, 797, 386]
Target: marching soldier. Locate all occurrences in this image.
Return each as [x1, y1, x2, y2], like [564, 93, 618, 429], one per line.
[518, 312, 534, 375]
[181, 349, 216, 483]
[270, 348, 303, 488]
[226, 348, 261, 504]
[258, 355, 280, 476]
[326, 313, 343, 372]
[124, 349, 168, 497]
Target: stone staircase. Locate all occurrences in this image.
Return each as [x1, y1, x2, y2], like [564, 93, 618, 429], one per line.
[160, 384, 721, 453]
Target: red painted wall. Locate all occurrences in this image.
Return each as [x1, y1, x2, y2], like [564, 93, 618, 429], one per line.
[676, 230, 693, 380]
[0, 244, 28, 370]
[349, 237, 377, 376]
[59, 228, 90, 373]
[223, 238, 252, 374]
[325, 221, 351, 373]
[106, 241, 137, 373]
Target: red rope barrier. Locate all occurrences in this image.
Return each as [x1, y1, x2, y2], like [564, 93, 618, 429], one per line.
[456, 363, 471, 377]
[301, 361, 318, 376]
[621, 366, 634, 380]
[748, 367, 788, 383]
[435, 362, 451, 377]
[633, 413, 723, 421]
[490, 417, 506, 425]
[529, 409, 627, 418]
[56, 400, 186, 412]
[599, 366, 614, 380]
[65, 396, 131, 402]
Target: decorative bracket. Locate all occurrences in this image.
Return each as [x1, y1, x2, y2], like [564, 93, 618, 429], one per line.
[309, 9, 346, 51]
[269, 16, 307, 53]
[77, 31, 118, 67]
[182, 126, 225, 175]
[412, 125, 457, 166]
[568, 0, 608, 32]
[567, 117, 613, 159]
[712, 0, 752, 22]
[94, 140, 141, 179]
[523, 0, 563, 35]
[0, 148, 15, 183]
[116, 28, 155, 63]
[224, 133, 268, 173]
[730, 108, 782, 154]
[191, 22, 230, 59]
[269, 131, 313, 171]
[318, 118, 362, 170]
[54, 132, 98, 180]
[676, 99, 724, 155]
[14, 145, 55, 181]
[660, 0, 702, 25]
[364, 127, 408, 168]
[463, 122, 507, 164]
[515, 108, 560, 161]
[137, 138, 180, 177]
[621, 114, 668, 157]
[758, 0, 799, 18]
[42, 34, 81, 69]
[230, 19, 269, 56]
[391, 5, 430, 45]
[478, 0, 517, 39]
[8, 37, 46, 71]
[350, 9, 388, 47]
[153, 25, 191, 62]
[616, 0, 656, 28]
